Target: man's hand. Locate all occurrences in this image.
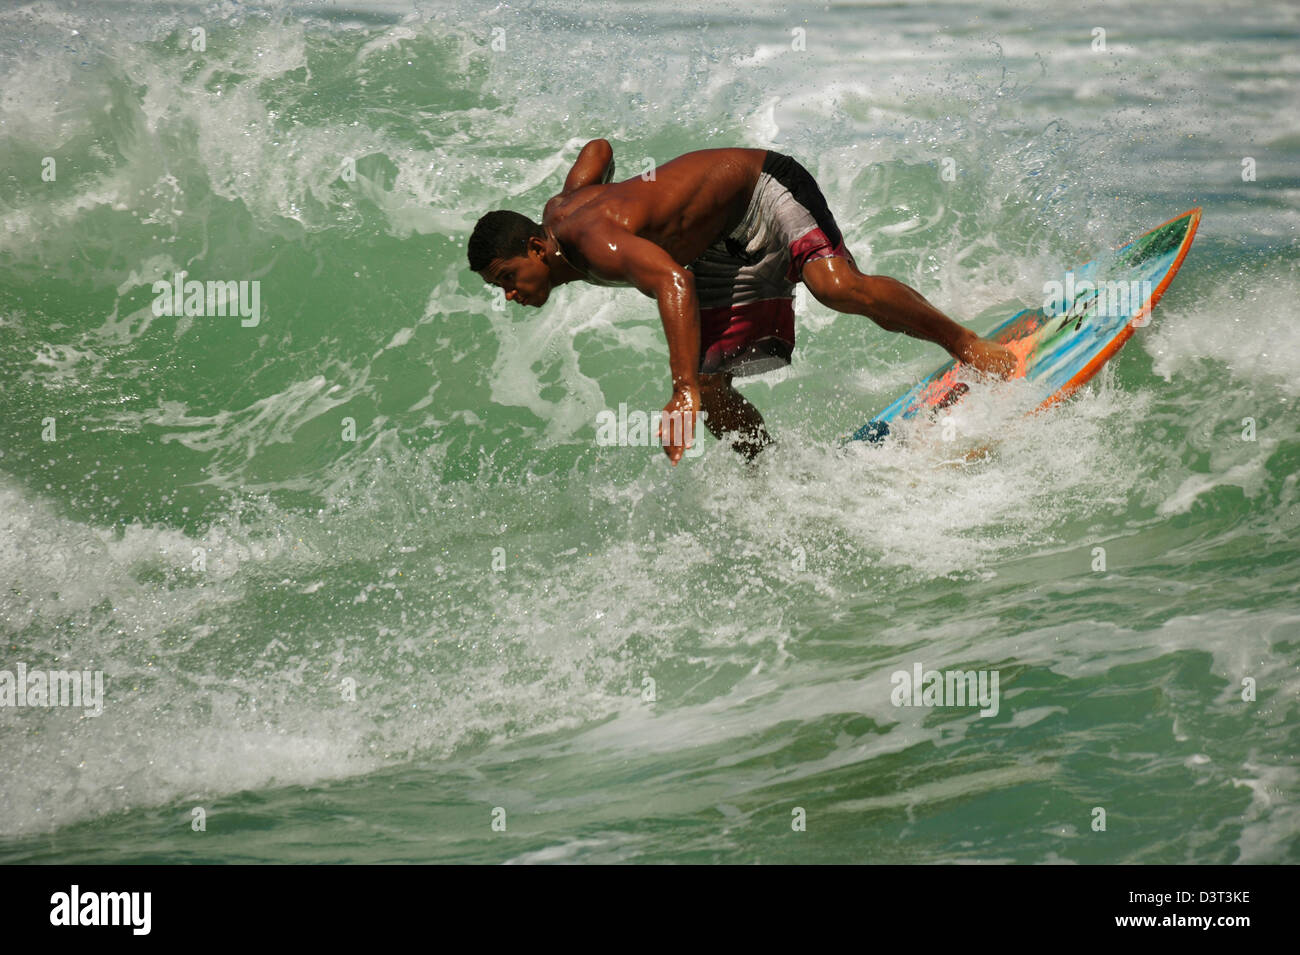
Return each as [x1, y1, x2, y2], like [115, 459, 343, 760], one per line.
[659, 384, 700, 465]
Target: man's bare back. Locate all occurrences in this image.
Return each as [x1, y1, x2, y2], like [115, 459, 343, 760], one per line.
[467, 140, 1018, 464]
[541, 148, 766, 281]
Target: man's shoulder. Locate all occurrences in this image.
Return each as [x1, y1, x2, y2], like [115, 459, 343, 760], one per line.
[549, 193, 623, 245]
[544, 187, 597, 224]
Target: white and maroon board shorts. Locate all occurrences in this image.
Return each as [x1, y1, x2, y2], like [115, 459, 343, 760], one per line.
[689, 150, 855, 377]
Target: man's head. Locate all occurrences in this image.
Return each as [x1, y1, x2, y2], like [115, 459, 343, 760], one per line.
[468, 210, 552, 307]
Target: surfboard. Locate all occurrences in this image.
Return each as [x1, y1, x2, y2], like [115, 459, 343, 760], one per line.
[850, 208, 1202, 443]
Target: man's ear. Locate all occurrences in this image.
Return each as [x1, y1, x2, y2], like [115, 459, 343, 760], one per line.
[527, 233, 548, 258]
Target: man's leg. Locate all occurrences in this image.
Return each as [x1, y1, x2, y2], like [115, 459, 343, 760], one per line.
[800, 257, 1019, 376]
[699, 372, 771, 460]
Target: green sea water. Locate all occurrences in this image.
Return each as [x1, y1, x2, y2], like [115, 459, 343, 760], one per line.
[1, 0, 1298, 863]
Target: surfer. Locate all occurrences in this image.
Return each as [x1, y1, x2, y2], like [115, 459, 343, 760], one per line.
[468, 142, 1018, 463]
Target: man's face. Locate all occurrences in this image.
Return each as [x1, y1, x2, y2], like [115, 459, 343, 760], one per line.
[482, 242, 551, 308]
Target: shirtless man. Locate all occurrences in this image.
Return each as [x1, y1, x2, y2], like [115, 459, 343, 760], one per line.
[468, 141, 1017, 464]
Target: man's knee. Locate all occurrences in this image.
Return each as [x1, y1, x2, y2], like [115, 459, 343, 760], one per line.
[802, 257, 871, 312]
[698, 372, 733, 401]
[696, 373, 728, 429]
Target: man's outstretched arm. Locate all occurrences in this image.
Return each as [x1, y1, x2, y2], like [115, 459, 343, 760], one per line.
[563, 139, 616, 194]
[574, 225, 701, 464]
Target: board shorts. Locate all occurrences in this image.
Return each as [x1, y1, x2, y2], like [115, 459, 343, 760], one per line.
[689, 150, 854, 377]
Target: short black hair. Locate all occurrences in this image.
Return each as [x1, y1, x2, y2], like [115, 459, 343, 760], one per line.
[467, 210, 544, 272]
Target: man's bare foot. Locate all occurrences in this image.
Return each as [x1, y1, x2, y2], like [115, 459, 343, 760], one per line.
[956, 336, 1020, 378]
